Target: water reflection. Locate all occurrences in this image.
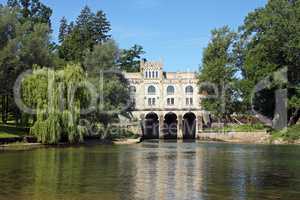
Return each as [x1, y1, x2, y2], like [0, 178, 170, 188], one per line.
[0, 142, 300, 200]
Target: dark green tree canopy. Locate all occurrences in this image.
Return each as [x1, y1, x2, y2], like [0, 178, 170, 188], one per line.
[237, 0, 300, 125]
[119, 44, 145, 72]
[198, 26, 239, 119]
[6, 0, 52, 27]
[0, 5, 54, 124]
[58, 16, 68, 43]
[58, 6, 111, 62]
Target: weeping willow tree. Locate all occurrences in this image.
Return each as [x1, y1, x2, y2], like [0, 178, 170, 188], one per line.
[22, 64, 88, 144]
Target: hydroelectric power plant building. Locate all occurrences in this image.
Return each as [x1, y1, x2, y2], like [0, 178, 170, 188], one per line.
[124, 60, 207, 139]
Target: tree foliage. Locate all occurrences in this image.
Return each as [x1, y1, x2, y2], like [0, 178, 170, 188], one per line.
[84, 40, 118, 73]
[199, 0, 300, 128]
[22, 65, 88, 144]
[118, 44, 145, 72]
[83, 41, 131, 129]
[7, 0, 52, 27]
[0, 6, 53, 124]
[58, 6, 111, 62]
[238, 0, 300, 125]
[198, 26, 238, 119]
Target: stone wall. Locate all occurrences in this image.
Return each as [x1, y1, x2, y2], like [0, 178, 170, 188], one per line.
[199, 131, 270, 144]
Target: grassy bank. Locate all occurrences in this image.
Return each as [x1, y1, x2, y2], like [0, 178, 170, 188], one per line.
[205, 123, 266, 132]
[0, 124, 29, 139]
[271, 124, 300, 142]
[0, 133, 20, 138]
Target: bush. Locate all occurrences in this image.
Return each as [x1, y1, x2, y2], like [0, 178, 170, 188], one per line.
[272, 124, 300, 142]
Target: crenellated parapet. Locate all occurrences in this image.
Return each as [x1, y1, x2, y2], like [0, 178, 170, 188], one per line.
[140, 60, 163, 71]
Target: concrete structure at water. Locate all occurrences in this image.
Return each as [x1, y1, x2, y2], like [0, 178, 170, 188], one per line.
[124, 60, 207, 139]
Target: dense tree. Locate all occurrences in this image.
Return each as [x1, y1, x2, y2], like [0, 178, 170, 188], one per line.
[198, 26, 238, 121]
[58, 17, 68, 43]
[237, 0, 300, 126]
[83, 41, 131, 130]
[0, 6, 53, 124]
[118, 45, 145, 72]
[21, 47, 130, 144]
[7, 0, 52, 27]
[58, 28, 83, 62]
[22, 65, 88, 144]
[93, 10, 111, 43]
[84, 40, 118, 73]
[58, 6, 111, 62]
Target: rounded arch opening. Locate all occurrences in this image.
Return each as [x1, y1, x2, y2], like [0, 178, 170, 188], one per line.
[163, 112, 178, 139]
[167, 85, 175, 95]
[143, 112, 159, 139]
[148, 85, 156, 95]
[183, 112, 196, 139]
[185, 85, 194, 94]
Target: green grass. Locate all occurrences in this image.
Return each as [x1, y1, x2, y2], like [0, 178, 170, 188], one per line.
[0, 132, 20, 138]
[206, 123, 266, 132]
[271, 124, 300, 142]
[0, 124, 29, 139]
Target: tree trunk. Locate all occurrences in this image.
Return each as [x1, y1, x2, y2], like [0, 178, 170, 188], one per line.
[5, 95, 8, 124]
[288, 108, 300, 126]
[1, 96, 3, 123]
[1, 95, 8, 124]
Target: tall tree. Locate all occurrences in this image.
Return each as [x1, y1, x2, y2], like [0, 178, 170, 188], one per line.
[119, 45, 145, 72]
[83, 41, 130, 130]
[58, 6, 111, 62]
[58, 27, 83, 62]
[58, 17, 68, 43]
[238, 0, 300, 126]
[84, 40, 118, 73]
[198, 26, 238, 120]
[93, 10, 111, 43]
[6, 0, 52, 27]
[0, 6, 53, 124]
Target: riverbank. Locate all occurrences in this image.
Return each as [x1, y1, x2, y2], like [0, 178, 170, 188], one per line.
[1, 124, 299, 149]
[199, 131, 270, 144]
[0, 137, 142, 151]
[201, 123, 300, 145]
[199, 128, 300, 145]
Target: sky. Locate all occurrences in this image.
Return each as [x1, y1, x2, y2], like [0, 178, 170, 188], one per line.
[0, 0, 268, 72]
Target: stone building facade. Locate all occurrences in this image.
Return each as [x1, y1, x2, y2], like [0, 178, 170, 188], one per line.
[124, 60, 205, 139]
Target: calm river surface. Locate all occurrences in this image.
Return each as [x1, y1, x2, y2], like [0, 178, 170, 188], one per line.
[1, 141, 300, 200]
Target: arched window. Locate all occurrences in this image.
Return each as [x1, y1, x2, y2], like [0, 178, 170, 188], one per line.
[152, 71, 155, 78]
[156, 71, 159, 78]
[145, 71, 148, 78]
[148, 85, 156, 95]
[167, 86, 175, 95]
[185, 86, 193, 94]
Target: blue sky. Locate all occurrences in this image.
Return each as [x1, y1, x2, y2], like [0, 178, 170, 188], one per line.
[1, 0, 267, 72]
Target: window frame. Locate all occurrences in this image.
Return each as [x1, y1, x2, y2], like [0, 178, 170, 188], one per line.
[185, 85, 194, 95]
[148, 85, 156, 95]
[166, 85, 175, 95]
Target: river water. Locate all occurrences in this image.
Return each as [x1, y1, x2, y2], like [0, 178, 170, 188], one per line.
[1, 141, 300, 200]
